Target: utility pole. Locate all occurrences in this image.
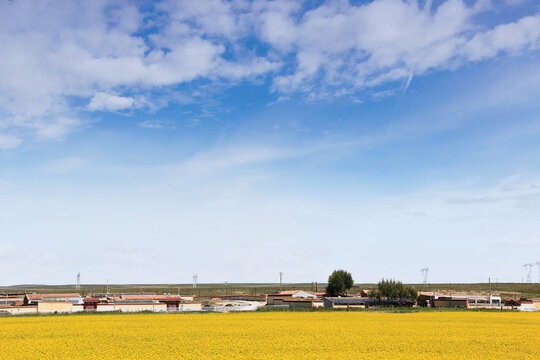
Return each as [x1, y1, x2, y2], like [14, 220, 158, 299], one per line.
[106, 279, 109, 296]
[523, 263, 534, 283]
[421, 267, 429, 290]
[279, 272, 284, 292]
[488, 277, 491, 303]
[225, 281, 228, 296]
[76, 272, 80, 291]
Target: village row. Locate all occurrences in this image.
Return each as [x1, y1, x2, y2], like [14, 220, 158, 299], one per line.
[1, 289, 538, 315]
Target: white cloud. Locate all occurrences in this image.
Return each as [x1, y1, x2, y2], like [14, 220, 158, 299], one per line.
[0, 0, 276, 146]
[0, 0, 539, 147]
[262, 0, 540, 97]
[464, 13, 540, 61]
[0, 133, 21, 149]
[264, 0, 479, 94]
[34, 118, 82, 140]
[88, 92, 135, 112]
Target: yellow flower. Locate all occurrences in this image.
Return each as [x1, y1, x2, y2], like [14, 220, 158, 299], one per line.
[0, 312, 538, 359]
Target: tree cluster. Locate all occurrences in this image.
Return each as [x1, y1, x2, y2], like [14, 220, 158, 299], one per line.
[369, 279, 417, 301]
[326, 270, 354, 297]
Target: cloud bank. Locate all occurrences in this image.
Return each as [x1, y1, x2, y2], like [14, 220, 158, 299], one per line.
[1, 0, 539, 147]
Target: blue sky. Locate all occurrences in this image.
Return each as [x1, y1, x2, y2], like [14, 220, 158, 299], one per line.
[1, 0, 540, 285]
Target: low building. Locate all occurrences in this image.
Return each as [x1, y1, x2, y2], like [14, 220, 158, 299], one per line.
[467, 296, 501, 306]
[0, 296, 24, 306]
[177, 302, 203, 311]
[37, 301, 74, 313]
[161, 298, 181, 310]
[113, 303, 167, 312]
[195, 295, 265, 302]
[83, 298, 100, 310]
[120, 294, 194, 302]
[0, 306, 38, 315]
[324, 297, 368, 309]
[96, 303, 115, 312]
[24, 293, 82, 305]
[121, 295, 167, 302]
[282, 299, 324, 309]
[433, 297, 468, 308]
[267, 290, 320, 305]
[417, 292, 435, 307]
[324, 297, 415, 309]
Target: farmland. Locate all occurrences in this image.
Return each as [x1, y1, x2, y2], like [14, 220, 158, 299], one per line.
[2, 282, 540, 298]
[0, 312, 538, 359]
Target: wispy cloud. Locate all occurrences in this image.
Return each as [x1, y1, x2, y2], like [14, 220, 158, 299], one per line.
[0, 133, 21, 149]
[41, 157, 86, 174]
[87, 93, 136, 112]
[171, 145, 296, 176]
[138, 119, 176, 130]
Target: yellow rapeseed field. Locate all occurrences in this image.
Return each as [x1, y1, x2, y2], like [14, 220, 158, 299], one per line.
[0, 312, 538, 359]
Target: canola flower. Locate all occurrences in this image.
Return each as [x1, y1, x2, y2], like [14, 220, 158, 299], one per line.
[0, 312, 538, 359]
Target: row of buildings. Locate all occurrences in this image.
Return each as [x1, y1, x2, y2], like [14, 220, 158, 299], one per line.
[0, 293, 203, 315]
[264, 289, 538, 310]
[1, 289, 538, 315]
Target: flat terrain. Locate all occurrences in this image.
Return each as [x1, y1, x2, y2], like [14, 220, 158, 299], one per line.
[0, 312, 538, 359]
[2, 282, 539, 298]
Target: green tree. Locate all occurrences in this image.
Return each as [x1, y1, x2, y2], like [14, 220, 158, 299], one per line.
[326, 270, 354, 297]
[370, 279, 417, 301]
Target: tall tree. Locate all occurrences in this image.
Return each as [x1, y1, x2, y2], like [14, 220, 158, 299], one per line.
[326, 270, 354, 297]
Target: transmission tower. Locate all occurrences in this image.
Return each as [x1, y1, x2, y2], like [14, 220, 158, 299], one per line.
[279, 272, 284, 292]
[420, 267, 429, 288]
[536, 261, 540, 283]
[76, 272, 81, 290]
[523, 263, 534, 283]
[192, 274, 198, 289]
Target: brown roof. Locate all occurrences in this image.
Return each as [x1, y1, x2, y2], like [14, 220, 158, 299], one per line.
[277, 290, 299, 296]
[121, 295, 188, 300]
[122, 295, 167, 300]
[26, 293, 81, 300]
[112, 303, 165, 306]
